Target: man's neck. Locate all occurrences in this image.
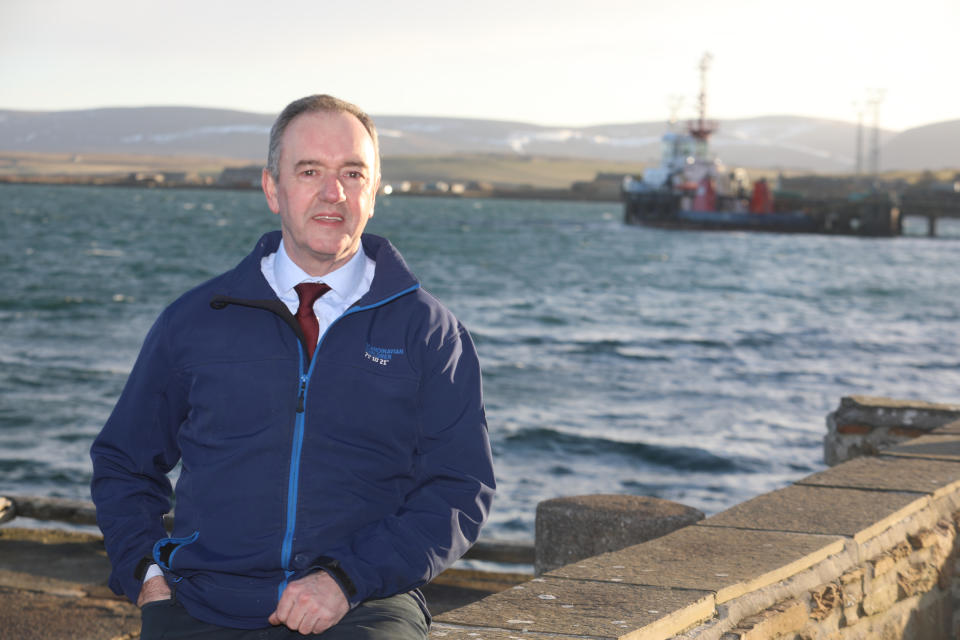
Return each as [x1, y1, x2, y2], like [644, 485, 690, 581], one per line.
[285, 243, 362, 278]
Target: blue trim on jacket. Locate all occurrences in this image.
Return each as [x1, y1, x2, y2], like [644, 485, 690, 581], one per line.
[90, 231, 495, 629]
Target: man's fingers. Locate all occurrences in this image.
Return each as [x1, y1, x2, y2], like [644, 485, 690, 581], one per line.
[269, 590, 293, 626]
[270, 572, 348, 633]
[311, 617, 336, 635]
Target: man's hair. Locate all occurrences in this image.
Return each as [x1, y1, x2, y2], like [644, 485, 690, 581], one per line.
[266, 94, 380, 180]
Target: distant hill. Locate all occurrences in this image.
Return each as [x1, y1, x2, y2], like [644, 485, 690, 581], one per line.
[0, 106, 956, 173]
[880, 121, 960, 172]
[0, 107, 273, 160]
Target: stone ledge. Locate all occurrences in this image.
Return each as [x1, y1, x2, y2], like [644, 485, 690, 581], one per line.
[431, 625, 578, 639]
[433, 401, 960, 639]
[796, 455, 960, 500]
[825, 397, 960, 465]
[695, 484, 929, 544]
[933, 419, 960, 434]
[835, 396, 960, 415]
[883, 433, 960, 461]
[435, 576, 714, 639]
[547, 526, 844, 605]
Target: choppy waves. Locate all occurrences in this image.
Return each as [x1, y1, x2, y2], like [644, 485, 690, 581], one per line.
[503, 426, 762, 473]
[3, 185, 960, 541]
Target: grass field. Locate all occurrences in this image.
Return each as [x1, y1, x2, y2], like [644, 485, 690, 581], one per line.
[382, 154, 650, 189]
[0, 151, 254, 180]
[0, 150, 651, 190]
[1, 150, 955, 191]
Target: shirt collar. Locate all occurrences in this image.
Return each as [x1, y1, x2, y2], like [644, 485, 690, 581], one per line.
[273, 240, 368, 298]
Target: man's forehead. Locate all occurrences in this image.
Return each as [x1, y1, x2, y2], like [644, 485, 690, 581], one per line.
[287, 110, 371, 140]
[282, 111, 376, 158]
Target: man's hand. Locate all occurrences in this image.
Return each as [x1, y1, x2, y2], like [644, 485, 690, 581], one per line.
[136, 575, 172, 607]
[269, 571, 349, 635]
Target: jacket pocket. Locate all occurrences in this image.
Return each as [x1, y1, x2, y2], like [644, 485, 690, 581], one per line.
[153, 530, 200, 572]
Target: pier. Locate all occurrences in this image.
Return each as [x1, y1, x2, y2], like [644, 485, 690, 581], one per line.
[899, 191, 960, 237]
[2, 396, 960, 639]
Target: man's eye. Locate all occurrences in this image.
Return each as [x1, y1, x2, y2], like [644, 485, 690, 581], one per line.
[301, 169, 316, 177]
[345, 171, 363, 179]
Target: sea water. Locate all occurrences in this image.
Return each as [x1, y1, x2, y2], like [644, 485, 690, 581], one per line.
[2, 183, 959, 542]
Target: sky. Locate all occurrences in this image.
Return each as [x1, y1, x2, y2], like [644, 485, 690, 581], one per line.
[1, 0, 956, 132]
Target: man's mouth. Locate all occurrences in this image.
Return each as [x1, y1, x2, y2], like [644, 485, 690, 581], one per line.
[312, 214, 343, 222]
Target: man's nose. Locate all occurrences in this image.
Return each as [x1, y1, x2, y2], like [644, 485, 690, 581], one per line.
[320, 174, 345, 202]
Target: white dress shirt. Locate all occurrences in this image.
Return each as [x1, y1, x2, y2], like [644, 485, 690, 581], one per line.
[260, 239, 376, 340]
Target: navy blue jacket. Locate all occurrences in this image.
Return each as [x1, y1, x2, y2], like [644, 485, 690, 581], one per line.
[90, 231, 495, 628]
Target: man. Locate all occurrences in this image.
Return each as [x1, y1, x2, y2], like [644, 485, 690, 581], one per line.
[90, 94, 496, 639]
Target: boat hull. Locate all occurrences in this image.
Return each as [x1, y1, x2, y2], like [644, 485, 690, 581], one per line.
[623, 190, 901, 237]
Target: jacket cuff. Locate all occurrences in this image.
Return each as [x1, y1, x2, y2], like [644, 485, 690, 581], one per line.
[309, 557, 359, 605]
[133, 555, 154, 581]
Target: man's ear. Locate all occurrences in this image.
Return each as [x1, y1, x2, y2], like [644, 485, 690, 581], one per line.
[262, 168, 280, 214]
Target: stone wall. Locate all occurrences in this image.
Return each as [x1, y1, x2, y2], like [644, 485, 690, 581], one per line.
[825, 395, 960, 465]
[431, 400, 960, 639]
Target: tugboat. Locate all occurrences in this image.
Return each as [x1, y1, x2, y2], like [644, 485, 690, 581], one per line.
[622, 54, 901, 236]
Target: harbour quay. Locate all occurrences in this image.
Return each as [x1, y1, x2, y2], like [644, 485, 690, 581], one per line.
[2, 395, 960, 639]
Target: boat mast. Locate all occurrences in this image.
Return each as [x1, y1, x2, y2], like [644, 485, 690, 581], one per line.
[688, 52, 717, 142]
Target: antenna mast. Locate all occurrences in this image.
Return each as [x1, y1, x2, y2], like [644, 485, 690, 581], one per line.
[866, 88, 885, 179]
[852, 99, 864, 175]
[689, 52, 717, 141]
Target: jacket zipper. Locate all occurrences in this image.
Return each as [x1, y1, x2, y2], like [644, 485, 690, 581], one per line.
[275, 283, 421, 598]
[278, 347, 311, 598]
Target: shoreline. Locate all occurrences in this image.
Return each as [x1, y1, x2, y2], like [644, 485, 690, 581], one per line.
[0, 174, 624, 203]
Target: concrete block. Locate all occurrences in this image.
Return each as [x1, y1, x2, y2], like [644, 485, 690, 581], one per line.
[550, 525, 844, 604]
[831, 396, 960, 429]
[697, 485, 927, 543]
[825, 396, 960, 465]
[933, 419, 960, 435]
[884, 434, 960, 461]
[436, 576, 714, 640]
[431, 626, 572, 639]
[534, 494, 703, 575]
[797, 455, 960, 499]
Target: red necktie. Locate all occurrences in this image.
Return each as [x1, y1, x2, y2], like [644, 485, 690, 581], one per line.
[294, 282, 330, 361]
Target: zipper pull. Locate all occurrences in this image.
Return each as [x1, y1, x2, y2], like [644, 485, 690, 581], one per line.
[296, 374, 307, 413]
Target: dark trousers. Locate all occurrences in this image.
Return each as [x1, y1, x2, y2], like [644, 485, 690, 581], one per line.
[139, 593, 428, 640]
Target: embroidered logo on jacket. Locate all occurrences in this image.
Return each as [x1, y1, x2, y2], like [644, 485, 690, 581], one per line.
[364, 344, 404, 366]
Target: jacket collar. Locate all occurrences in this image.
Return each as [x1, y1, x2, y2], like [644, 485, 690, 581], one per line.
[357, 234, 419, 307]
[219, 230, 419, 307]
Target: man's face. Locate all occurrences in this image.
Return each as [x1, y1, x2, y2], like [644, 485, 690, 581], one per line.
[262, 110, 380, 276]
